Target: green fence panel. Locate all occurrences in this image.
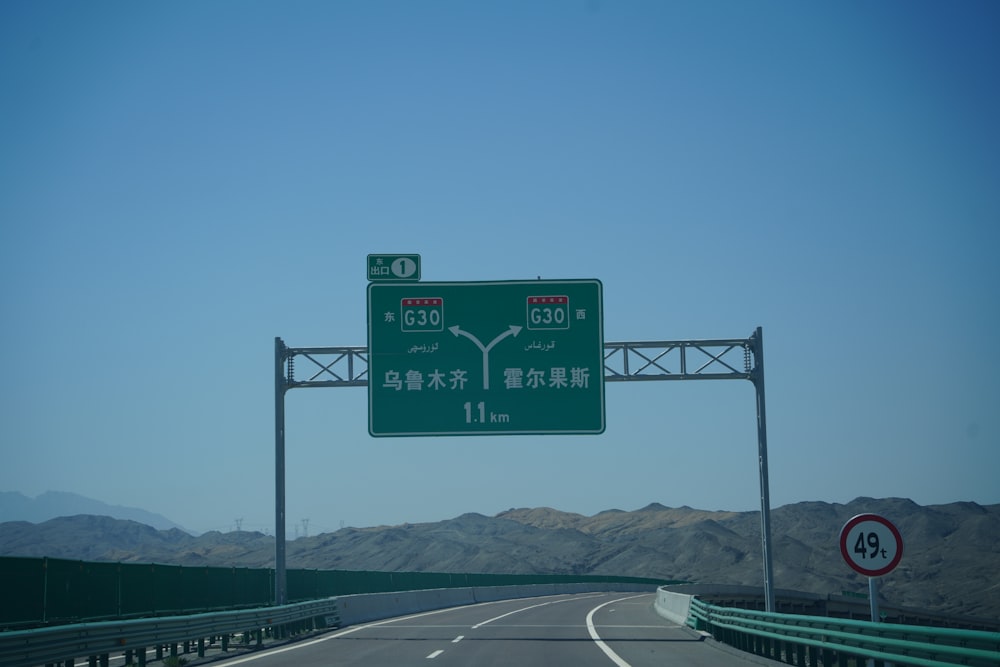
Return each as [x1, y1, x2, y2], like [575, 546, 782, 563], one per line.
[155, 564, 185, 613]
[183, 567, 216, 610]
[0, 557, 45, 626]
[2, 555, 671, 627]
[388, 571, 420, 592]
[179, 564, 211, 611]
[119, 562, 155, 617]
[313, 569, 366, 596]
[288, 569, 319, 602]
[312, 569, 340, 597]
[238, 567, 272, 607]
[425, 572, 455, 590]
[43, 559, 90, 623]
[81, 561, 120, 620]
[361, 570, 395, 594]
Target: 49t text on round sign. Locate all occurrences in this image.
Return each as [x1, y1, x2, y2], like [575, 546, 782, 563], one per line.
[839, 513, 903, 577]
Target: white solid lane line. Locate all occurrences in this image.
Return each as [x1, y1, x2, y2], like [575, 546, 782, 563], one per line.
[215, 593, 620, 666]
[586, 594, 651, 667]
[472, 593, 603, 628]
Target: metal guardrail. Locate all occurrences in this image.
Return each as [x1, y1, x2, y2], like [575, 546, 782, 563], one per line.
[688, 597, 1000, 667]
[0, 597, 340, 667]
[2, 582, 655, 667]
[10, 583, 1000, 667]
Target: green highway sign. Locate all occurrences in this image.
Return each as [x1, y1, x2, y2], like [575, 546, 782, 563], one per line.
[368, 254, 421, 281]
[367, 280, 605, 436]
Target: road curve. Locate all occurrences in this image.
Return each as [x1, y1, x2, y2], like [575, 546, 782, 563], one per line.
[211, 592, 779, 667]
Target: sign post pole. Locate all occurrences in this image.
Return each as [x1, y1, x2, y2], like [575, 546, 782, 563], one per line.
[749, 327, 775, 612]
[839, 512, 903, 628]
[869, 577, 880, 623]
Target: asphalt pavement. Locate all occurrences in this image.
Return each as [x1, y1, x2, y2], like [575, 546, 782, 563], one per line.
[207, 592, 786, 667]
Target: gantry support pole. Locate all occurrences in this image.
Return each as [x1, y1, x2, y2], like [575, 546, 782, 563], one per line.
[274, 337, 287, 606]
[749, 327, 775, 612]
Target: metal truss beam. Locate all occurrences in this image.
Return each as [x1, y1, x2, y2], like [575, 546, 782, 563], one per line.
[276, 338, 756, 389]
[273, 329, 774, 614]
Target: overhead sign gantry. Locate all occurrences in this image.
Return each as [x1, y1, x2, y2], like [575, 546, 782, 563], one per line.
[273, 258, 774, 612]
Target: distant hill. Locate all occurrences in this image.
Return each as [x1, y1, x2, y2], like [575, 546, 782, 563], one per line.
[0, 491, 190, 533]
[1, 497, 997, 621]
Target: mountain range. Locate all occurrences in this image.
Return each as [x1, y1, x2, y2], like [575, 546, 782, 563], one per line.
[0, 491, 188, 532]
[1, 495, 997, 621]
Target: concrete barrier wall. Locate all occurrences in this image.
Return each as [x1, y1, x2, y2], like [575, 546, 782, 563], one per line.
[336, 582, 656, 627]
[654, 588, 693, 625]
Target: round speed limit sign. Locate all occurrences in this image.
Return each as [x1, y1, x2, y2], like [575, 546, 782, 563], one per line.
[839, 513, 903, 577]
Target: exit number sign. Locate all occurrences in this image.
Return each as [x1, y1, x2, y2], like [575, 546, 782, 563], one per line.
[367, 280, 605, 437]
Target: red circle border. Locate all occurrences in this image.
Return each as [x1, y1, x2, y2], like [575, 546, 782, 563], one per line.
[839, 513, 904, 577]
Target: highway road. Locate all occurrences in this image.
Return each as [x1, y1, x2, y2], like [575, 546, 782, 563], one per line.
[212, 592, 779, 667]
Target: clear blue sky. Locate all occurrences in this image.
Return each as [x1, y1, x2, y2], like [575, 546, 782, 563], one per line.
[2, 1, 997, 536]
